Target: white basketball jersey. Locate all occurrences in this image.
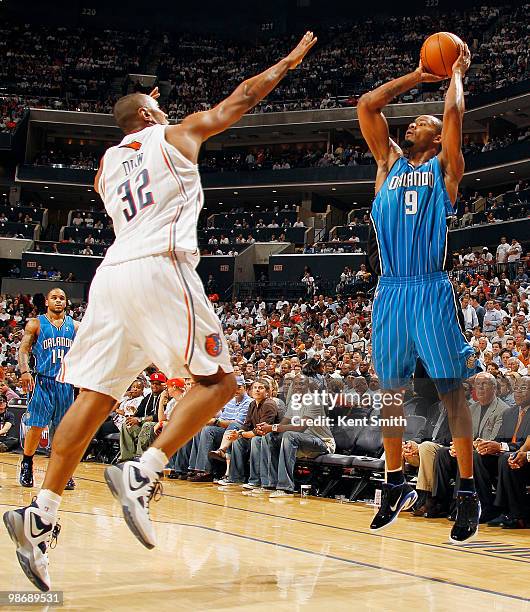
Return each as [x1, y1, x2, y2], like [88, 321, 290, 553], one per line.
[98, 124, 203, 267]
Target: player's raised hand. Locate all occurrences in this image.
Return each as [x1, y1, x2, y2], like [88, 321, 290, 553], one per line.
[148, 87, 160, 100]
[415, 60, 447, 83]
[285, 31, 317, 70]
[451, 43, 471, 75]
[20, 372, 35, 394]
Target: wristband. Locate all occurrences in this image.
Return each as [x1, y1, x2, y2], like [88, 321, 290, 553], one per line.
[238, 430, 243, 438]
[272, 423, 279, 433]
[526, 451, 530, 463]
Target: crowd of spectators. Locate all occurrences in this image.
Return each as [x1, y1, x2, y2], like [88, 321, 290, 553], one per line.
[1, 4, 529, 131]
[462, 128, 530, 157]
[199, 142, 375, 173]
[34, 150, 99, 171]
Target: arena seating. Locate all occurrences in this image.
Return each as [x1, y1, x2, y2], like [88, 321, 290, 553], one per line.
[1, 3, 528, 130]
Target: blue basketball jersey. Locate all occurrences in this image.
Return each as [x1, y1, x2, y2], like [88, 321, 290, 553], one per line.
[33, 314, 76, 377]
[370, 155, 455, 277]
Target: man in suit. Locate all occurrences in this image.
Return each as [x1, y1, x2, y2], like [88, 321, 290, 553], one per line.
[431, 372, 509, 515]
[489, 376, 530, 528]
[403, 401, 452, 516]
[467, 376, 530, 521]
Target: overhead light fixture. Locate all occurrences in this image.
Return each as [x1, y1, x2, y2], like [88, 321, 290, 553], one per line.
[90, 199, 95, 202]
[219, 202, 223, 205]
[272, 190, 277, 193]
[273, 200, 277, 203]
[44, 186, 49, 189]
[87, 188, 91, 192]
[509, 171, 515, 174]
[50, 196, 55, 199]
[234, 191, 238, 195]
[332, 187, 337, 191]
[475, 178, 481, 181]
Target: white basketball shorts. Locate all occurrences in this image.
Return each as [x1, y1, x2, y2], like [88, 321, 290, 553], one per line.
[57, 252, 233, 399]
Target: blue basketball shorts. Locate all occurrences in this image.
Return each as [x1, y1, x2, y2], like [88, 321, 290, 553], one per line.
[25, 374, 74, 428]
[371, 271, 476, 391]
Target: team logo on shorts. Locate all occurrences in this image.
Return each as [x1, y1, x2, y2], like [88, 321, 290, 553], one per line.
[205, 333, 222, 357]
[466, 355, 477, 369]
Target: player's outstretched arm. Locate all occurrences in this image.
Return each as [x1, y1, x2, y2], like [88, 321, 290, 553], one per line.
[18, 318, 39, 393]
[439, 44, 471, 204]
[167, 32, 317, 158]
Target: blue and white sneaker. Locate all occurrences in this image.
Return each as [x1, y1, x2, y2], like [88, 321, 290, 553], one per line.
[104, 461, 162, 550]
[370, 482, 418, 531]
[3, 502, 60, 592]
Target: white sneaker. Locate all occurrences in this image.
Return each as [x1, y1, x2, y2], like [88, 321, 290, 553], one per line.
[104, 461, 161, 549]
[269, 490, 295, 498]
[242, 483, 259, 490]
[217, 479, 240, 486]
[242, 487, 268, 496]
[3, 503, 60, 592]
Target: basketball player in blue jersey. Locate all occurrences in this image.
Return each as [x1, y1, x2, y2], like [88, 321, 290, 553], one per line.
[17, 288, 79, 489]
[357, 43, 479, 542]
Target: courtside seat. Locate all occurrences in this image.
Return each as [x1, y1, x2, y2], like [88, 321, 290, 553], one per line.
[349, 456, 385, 471]
[313, 454, 355, 466]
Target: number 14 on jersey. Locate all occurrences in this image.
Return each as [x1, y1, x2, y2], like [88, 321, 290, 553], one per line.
[51, 348, 65, 364]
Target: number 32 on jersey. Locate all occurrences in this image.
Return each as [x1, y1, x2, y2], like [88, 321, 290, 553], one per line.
[117, 168, 155, 222]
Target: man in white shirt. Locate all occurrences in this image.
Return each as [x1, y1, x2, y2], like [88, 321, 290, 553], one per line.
[461, 295, 478, 331]
[507, 239, 522, 280]
[496, 236, 511, 274]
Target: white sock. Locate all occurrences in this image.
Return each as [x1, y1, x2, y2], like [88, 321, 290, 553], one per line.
[35, 489, 62, 523]
[140, 447, 168, 475]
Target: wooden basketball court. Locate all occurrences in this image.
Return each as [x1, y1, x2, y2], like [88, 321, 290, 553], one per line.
[1, 454, 529, 611]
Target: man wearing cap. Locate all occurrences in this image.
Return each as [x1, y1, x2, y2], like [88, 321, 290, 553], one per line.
[0, 394, 18, 452]
[481, 247, 493, 263]
[119, 372, 167, 462]
[188, 375, 251, 482]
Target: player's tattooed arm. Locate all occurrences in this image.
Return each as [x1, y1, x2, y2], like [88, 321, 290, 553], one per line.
[357, 73, 423, 179]
[18, 318, 40, 393]
[440, 44, 471, 204]
[168, 32, 317, 161]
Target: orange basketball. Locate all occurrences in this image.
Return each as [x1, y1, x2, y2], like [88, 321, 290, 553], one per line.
[420, 32, 464, 77]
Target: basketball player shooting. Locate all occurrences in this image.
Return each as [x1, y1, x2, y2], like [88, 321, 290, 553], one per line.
[3, 32, 317, 592]
[357, 43, 478, 542]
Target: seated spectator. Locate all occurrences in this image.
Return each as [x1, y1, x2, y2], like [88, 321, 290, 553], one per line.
[491, 431, 530, 529]
[207, 376, 253, 464]
[254, 375, 335, 496]
[119, 372, 166, 461]
[217, 378, 278, 487]
[0, 394, 18, 452]
[187, 376, 252, 482]
[430, 373, 509, 517]
[405, 401, 452, 516]
[470, 377, 530, 522]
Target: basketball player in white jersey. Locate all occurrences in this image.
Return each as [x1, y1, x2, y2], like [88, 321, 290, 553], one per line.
[3, 31, 316, 592]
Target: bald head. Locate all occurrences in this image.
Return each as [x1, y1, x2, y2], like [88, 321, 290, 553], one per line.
[113, 93, 168, 133]
[419, 115, 443, 135]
